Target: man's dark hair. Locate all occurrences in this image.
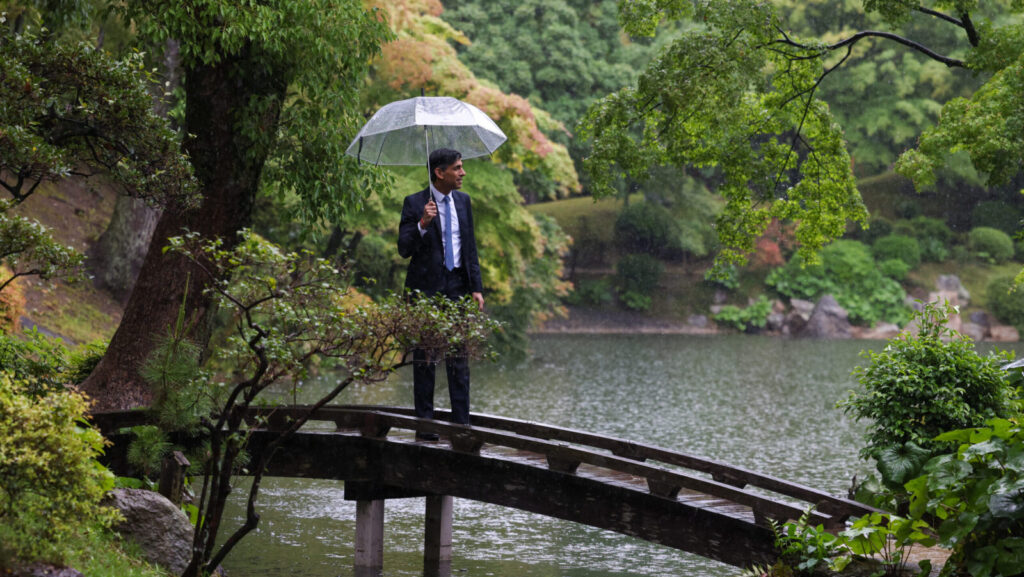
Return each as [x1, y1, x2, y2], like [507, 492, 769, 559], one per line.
[429, 148, 462, 182]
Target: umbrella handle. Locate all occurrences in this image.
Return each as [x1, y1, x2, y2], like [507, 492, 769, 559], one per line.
[424, 126, 431, 187]
[357, 136, 363, 163]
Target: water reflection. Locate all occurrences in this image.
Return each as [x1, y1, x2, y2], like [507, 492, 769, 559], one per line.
[221, 334, 1021, 576]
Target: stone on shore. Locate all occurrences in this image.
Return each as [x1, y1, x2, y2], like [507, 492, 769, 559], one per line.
[102, 488, 193, 576]
[798, 295, 852, 339]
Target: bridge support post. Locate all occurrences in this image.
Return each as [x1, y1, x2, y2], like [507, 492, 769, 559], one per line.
[354, 499, 385, 572]
[423, 495, 453, 575]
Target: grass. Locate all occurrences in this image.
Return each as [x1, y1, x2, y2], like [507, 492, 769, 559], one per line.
[23, 278, 121, 345]
[528, 193, 635, 245]
[62, 526, 171, 577]
[910, 261, 1023, 310]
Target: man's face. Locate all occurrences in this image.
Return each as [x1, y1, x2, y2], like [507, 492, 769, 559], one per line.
[434, 159, 465, 192]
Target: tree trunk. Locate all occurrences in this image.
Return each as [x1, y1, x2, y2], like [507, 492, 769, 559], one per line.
[89, 40, 180, 302]
[82, 47, 287, 410]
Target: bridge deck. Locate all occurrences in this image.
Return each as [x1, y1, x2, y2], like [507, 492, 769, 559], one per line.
[94, 405, 881, 568]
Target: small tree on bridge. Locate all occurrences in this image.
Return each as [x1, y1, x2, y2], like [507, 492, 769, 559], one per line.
[136, 230, 498, 577]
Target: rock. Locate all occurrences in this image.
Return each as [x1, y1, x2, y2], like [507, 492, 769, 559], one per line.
[782, 310, 807, 336]
[905, 296, 925, 312]
[989, 325, 1020, 342]
[766, 312, 785, 332]
[969, 311, 992, 327]
[712, 288, 729, 305]
[687, 314, 709, 328]
[799, 295, 852, 339]
[961, 322, 987, 342]
[709, 304, 725, 315]
[859, 322, 901, 341]
[936, 274, 970, 305]
[11, 564, 84, 577]
[771, 299, 787, 314]
[789, 298, 815, 320]
[102, 488, 193, 575]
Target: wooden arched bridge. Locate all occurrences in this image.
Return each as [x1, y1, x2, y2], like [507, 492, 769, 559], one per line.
[94, 405, 878, 574]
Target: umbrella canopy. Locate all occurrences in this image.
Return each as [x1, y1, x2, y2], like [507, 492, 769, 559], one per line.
[345, 96, 507, 166]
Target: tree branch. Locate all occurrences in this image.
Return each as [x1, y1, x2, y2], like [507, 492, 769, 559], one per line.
[772, 30, 966, 68]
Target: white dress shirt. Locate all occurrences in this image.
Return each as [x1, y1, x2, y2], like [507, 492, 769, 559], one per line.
[417, 184, 462, 267]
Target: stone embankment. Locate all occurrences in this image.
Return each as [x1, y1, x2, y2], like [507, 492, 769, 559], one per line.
[536, 275, 1020, 342]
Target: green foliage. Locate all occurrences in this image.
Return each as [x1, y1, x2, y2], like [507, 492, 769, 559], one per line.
[162, 230, 501, 575]
[987, 275, 1024, 332]
[0, 202, 85, 293]
[0, 26, 197, 206]
[614, 201, 683, 258]
[713, 295, 772, 332]
[581, 0, 868, 277]
[839, 512, 935, 577]
[892, 216, 954, 263]
[614, 253, 663, 311]
[872, 234, 921, 268]
[972, 201, 1022, 236]
[766, 240, 909, 326]
[906, 420, 1024, 577]
[566, 278, 614, 307]
[771, 507, 850, 574]
[842, 302, 1015, 462]
[352, 235, 403, 299]
[118, 0, 392, 229]
[0, 375, 119, 564]
[969, 227, 1015, 264]
[878, 258, 911, 281]
[0, 328, 104, 395]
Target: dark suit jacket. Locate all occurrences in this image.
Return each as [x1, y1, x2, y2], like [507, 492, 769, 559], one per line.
[398, 187, 484, 295]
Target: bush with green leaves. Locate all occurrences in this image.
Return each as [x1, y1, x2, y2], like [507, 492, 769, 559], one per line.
[614, 202, 682, 258]
[615, 253, 663, 311]
[352, 235, 402, 298]
[566, 278, 614, 306]
[872, 234, 921, 268]
[841, 302, 1015, 462]
[969, 227, 1015, 263]
[905, 419, 1024, 577]
[892, 216, 954, 263]
[877, 258, 911, 281]
[713, 295, 772, 332]
[766, 240, 909, 326]
[0, 329, 105, 396]
[0, 375, 119, 565]
[987, 275, 1024, 332]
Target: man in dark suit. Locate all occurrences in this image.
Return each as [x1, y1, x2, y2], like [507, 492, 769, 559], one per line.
[398, 148, 484, 438]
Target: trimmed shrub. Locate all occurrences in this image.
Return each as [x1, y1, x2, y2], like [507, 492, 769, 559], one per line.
[972, 200, 1021, 235]
[877, 258, 910, 281]
[893, 216, 953, 263]
[566, 278, 613, 306]
[614, 202, 682, 258]
[987, 275, 1024, 331]
[968, 226, 1015, 263]
[615, 253, 663, 311]
[842, 302, 1015, 460]
[872, 235, 921, 268]
[856, 216, 893, 245]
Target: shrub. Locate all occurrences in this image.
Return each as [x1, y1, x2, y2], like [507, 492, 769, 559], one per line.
[767, 240, 909, 326]
[968, 226, 1015, 263]
[615, 253, 663, 311]
[566, 278, 613, 306]
[614, 202, 682, 257]
[841, 302, 1015, 461]
[0, 376, 119, 563]
[971, 200, 1021, 235]
[856, 216, 893, 245]
[872, 235, 921, 268]
[351, 235, 402, 297]
[713, 295, 772, 332]
[987, 275, 1024, 331]
[878, 258, 910, 281]
[893, 216, 953, 263]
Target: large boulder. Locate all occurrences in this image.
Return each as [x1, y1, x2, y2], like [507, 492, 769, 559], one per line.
[799, 295, 852, 339]
[102, 488, 193, 575]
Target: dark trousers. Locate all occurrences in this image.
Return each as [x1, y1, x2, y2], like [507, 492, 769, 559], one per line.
[412, 267, 471, 425]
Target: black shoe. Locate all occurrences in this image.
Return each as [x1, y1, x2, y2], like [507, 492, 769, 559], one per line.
[416, 432, 440, 441]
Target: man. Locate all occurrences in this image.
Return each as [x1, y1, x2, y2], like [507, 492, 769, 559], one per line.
[398, 148, 485, 439]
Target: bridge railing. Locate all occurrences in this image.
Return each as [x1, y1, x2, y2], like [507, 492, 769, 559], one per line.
[240, 404, 881, 528]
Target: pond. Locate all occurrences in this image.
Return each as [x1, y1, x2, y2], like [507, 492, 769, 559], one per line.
[219, 333, 1019, 577]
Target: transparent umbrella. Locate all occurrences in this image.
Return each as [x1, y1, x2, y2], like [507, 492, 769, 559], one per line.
[345, 96, 507, 175]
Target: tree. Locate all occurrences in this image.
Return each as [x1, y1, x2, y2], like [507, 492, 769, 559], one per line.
[0, 22, 195, 299]
[582, 0, 1024, 276]
[81, 0, 392, 409]
[149, 231, 498, 577]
